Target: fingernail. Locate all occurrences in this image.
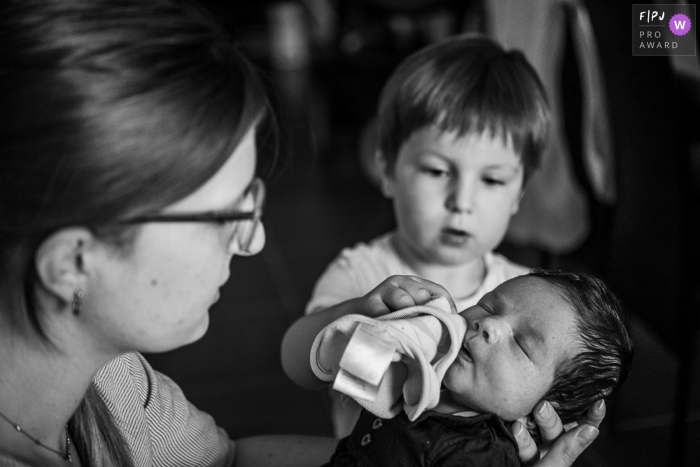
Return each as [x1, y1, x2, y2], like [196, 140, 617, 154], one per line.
[514, 421, 524, 437]
[595, 399, 605, 411]
[537, 401, 551, 416]
[577, 425, 599, 444]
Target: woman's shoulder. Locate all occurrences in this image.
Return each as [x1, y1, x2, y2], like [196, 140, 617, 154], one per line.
[93, 352, 155, 408]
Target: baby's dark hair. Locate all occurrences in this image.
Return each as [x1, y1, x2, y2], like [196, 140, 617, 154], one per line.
[377, 34, 550, 184]
[529, 270, 634, 425]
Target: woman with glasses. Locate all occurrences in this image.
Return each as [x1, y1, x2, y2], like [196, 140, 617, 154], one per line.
[0, 0, 603, 466]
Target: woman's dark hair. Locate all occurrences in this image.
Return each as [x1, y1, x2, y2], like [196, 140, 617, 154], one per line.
[528, 270, 635, 425]
[377, 34, 550, 184]
[0, 0, 269, 464]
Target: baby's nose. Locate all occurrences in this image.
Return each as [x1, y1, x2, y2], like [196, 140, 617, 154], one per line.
[473, 316, 505, 344]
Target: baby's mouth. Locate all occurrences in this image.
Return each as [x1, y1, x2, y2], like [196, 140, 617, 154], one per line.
[461, 341, 474, 362]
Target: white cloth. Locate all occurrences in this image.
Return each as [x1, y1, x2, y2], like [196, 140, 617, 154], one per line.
[306, 232, 530, 315]
[310, 297, 466, 421]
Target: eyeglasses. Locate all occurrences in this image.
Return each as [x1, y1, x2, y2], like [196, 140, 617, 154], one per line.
[121, 178, 266, 254]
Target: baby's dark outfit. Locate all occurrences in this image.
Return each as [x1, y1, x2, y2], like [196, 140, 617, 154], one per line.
[323, 408, 519, 467]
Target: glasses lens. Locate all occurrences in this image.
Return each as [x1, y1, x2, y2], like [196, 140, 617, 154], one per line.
[237, 218, 260, 253]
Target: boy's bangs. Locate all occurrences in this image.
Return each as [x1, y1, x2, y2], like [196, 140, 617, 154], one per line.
[427, 74, 549, 164]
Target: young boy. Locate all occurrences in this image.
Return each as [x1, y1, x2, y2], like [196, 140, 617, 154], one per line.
[282, 34, 551, 438]
[312, 270, 634, 467]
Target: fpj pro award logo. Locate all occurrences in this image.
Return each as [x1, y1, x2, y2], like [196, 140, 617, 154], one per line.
[633, 4, 695, 56]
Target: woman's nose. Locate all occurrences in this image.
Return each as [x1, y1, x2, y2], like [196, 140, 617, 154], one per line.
[445, 178, 476, 214]
[472, 316, 504, 344]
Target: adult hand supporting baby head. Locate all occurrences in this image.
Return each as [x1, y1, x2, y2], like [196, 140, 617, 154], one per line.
[514, 399, 605, 466]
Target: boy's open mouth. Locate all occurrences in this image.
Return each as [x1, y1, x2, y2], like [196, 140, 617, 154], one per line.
[440, 228, 470, 246]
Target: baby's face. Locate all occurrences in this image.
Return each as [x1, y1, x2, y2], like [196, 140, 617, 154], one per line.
[442, 276, 577, 420]
[379, 126, 523, 268]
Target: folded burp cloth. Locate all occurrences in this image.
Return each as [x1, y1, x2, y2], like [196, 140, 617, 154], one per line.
[310, 297, 467, 421]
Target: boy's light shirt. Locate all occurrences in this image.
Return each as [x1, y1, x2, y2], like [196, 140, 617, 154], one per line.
[306, 232, 530, 315]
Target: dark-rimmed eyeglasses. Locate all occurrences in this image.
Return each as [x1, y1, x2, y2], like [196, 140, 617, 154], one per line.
[121, 178, 265, 254]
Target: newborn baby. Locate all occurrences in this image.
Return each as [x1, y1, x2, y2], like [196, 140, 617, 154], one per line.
[311, 270, 634, 467]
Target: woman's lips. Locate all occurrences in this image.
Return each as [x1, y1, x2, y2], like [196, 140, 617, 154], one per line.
[440, 228, 470, 247]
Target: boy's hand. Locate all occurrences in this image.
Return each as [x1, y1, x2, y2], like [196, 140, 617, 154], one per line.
[361, 275, 457, 317]
[281, 275, 454, 390]
[512, 399, 605, 466]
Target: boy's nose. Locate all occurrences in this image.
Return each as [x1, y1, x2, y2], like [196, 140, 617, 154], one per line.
[445, 178, 476, 214]
[472, 316, 505, 344]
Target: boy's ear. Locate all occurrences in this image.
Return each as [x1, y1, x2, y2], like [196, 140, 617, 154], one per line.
[510, 188, 526, 215]
[35, 228, 95, 306]
[376, 150, 395, 199]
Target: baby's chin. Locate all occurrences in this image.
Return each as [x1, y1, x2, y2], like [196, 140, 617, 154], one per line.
[479, 404, 531, 422]
[447, 390, 533, 421]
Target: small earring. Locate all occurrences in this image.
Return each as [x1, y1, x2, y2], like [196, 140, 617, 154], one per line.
[72, 289, 84, 316]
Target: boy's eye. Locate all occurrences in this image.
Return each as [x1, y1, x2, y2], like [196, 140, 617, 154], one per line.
[482, 176, 505, 186]
[420, 166, 450, 178]
[478, 303, 494, 315]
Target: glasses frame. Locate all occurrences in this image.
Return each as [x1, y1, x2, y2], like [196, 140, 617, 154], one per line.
[120, 178, 266, 252]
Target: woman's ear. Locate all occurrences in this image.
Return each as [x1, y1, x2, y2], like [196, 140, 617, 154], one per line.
[376, 150, 395, 199]
[34, 228, 95, 306]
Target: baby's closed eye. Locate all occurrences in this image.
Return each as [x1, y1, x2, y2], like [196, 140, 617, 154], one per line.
[513, 336, 530, 358]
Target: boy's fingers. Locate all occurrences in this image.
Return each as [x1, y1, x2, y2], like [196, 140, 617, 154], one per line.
[396, 277, 433, 302]
[533, 424, 599, 467]
[402, 276, 457, 312]
[366, 275, 456, 316]
[533, 401, 564, 447]
[512, 421, 539, 466]
[364, 296, 391, 317]
[382, 287, 418, 310]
